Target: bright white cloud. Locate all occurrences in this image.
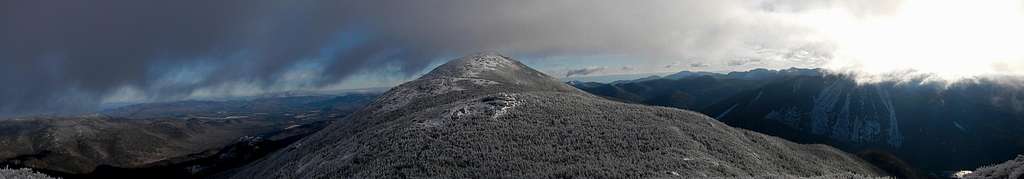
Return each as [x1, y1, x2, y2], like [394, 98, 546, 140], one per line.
[797, 0, 1024, 79]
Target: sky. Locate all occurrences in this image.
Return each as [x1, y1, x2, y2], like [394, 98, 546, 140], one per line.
[3, 0, 1024, 116]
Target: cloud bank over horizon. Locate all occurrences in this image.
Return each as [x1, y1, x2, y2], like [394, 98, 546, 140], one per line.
[2, 0, 1023, 116]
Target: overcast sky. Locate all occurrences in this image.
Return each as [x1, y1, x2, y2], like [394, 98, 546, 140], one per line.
[3, 0, 1023, 116]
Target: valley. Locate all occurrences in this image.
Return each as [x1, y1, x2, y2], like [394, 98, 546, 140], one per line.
[0, 94, 377, 178]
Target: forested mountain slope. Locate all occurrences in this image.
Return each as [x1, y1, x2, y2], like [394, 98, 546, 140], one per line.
[574, 69, 1024, 175]
[965, 155, 1024, 179]
[229, 53, 884, 178]
[701, 75, 1024, 173]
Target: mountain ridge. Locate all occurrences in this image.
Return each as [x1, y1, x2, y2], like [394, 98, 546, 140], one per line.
[228, 53, 884, 178]
[573, 67, 1024, 175]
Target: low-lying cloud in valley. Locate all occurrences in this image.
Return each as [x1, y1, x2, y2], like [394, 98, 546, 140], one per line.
[2, 0, 1023, 116]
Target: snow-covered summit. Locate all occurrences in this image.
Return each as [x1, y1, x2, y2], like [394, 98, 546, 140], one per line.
[422, 52, 524, 80]
[419, 52, 575, 92]
[370, 52, 577, 114]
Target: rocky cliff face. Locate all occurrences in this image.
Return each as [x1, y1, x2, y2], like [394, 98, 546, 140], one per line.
[716, 77, 904, 148]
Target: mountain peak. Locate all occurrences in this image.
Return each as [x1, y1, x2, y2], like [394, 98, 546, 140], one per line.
[417, 52, 574, 91]
[422, 52, 523, 80]
[230, 53, 884, 178]
[368, 53, 579, 114]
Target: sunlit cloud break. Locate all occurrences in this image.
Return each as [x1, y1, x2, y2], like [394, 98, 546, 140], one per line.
[803, 0, 1024, 79]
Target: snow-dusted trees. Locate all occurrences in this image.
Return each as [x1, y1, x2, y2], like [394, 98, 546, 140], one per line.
[0, 167, 57, 179]
[965, 155, 1024, 179]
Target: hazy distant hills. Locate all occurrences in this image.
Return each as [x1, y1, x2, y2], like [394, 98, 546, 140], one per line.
[229, 53, 883, 178]
[569, 76, 767, 110]
[572, 68, 1024, 175]
[0, 94, 376, 178]
[101, 93, 377, 119]
[568, 68, 823, 110]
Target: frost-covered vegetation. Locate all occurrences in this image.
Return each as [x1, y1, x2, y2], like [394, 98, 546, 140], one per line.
[0, 167, 56, 179]
[714, 172, 894, 179]
[229, 53, 884, 178]
[965, 155, 1024, 179]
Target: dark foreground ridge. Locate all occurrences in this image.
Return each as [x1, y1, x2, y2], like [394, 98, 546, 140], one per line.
[229, 53, 886, 178]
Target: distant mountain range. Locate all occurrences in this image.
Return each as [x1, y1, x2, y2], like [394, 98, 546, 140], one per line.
[101, 93, 377, 119]
[571, 67, 1024, 177]
[561, 72, 673, 84]
[227, 53, 884, 178]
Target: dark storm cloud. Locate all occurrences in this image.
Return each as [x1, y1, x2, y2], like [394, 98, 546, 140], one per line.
[690, 63, 710, 68]
[0, 0, 378, 116]
[0, 0, 903, 116]
[565, 67, 607, 77]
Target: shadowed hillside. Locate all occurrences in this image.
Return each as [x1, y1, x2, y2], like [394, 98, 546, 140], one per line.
[965, 155, 1024, 179]
[573, 69, 1024, 176]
